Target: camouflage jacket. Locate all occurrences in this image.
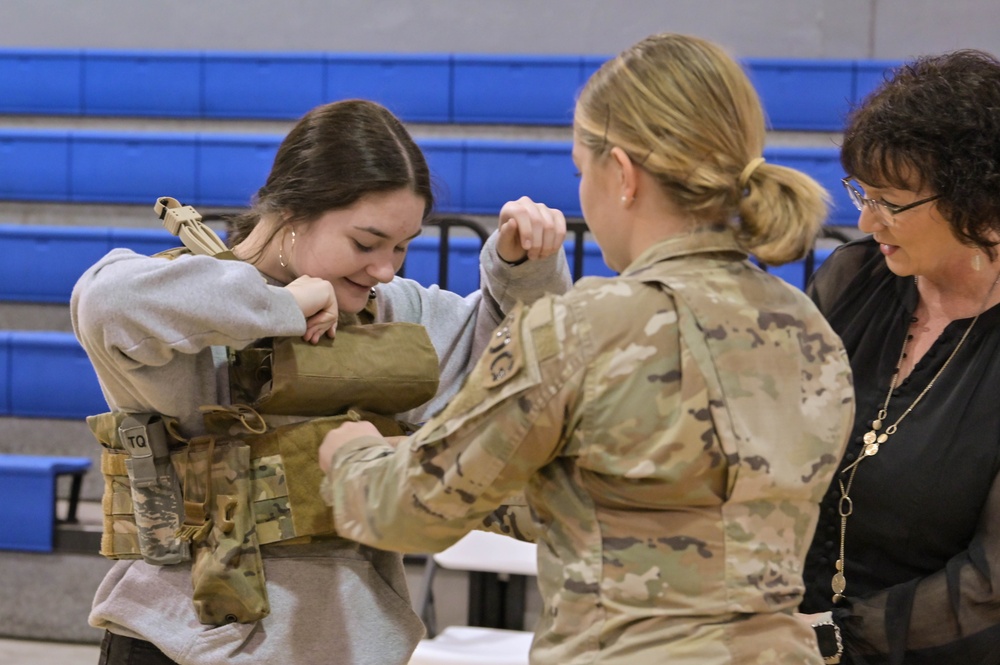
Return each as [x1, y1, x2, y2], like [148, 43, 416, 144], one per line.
[326, 226, 855, 664]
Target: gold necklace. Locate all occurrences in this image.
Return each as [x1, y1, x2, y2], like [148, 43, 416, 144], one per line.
[831, 270, 1000, 603]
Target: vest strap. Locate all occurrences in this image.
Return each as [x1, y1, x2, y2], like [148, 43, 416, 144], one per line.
[154, 196, 236, 260]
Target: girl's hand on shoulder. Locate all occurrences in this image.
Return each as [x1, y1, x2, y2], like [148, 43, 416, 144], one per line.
[496, 196, 567, 264]
[285, 275, 339, 343]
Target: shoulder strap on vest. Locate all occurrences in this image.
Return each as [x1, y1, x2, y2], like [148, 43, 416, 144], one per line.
[154, 196, 237, 261]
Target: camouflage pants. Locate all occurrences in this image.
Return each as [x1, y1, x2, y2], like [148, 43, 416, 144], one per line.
[98, 632, 178, 665]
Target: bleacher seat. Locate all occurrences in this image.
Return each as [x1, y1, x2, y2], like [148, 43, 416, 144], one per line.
[0, 224, 181, 303]
[0, 223, 617, 304]
[0, 331, 106, 420]
[0, 454, 91, 552]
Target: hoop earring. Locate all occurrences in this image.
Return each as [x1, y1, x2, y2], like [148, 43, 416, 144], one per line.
[279, 228, 295, 268]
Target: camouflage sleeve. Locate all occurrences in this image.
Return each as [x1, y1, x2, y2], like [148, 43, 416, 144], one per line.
[480, 500, 540, 542]
[325, 297, 586, 554]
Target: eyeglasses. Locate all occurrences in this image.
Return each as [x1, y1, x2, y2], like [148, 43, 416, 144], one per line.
[841, 177, 941, 226]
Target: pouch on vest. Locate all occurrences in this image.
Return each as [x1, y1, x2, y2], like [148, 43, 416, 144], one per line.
[230, 323, 439, 417]
[86, 411, 188, 561]
[118, 414, 190, 565]
[174, 436, 268, 625]
[215, 409, 412, 545]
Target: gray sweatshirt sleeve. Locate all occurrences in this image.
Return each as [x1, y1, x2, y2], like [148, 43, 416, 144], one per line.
[71, 248, 305, 430]
[377, 231, 572, 421]
[72, 248, 305, 368]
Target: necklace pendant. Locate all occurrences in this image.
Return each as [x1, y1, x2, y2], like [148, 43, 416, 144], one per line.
[863, 430, 877, 445]
[833, 593, 844, 603]
[864, 441, 880, 457]
[831, 571, 846, 594]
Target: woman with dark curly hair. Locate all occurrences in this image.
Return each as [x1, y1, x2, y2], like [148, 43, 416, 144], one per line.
[799, 49, 1000, 664]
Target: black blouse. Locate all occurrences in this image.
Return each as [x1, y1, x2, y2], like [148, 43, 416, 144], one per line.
[801, 237, 1000, 664]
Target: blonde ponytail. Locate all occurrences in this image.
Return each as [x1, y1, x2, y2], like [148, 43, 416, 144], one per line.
[737, 161, 829, 266]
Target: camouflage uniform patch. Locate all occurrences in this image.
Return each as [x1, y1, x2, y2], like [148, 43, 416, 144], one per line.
[482, 304, 525, 388]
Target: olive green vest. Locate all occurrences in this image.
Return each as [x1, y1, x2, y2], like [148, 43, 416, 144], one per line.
[86, 197, 440, 625]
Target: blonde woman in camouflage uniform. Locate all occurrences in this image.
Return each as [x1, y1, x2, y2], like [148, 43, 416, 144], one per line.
[319, 34, 855, 664]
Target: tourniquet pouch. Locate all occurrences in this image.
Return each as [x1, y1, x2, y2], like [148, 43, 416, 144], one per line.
[229, 323, 439, 417]
[175, 437, 268, 625]
[88, 412, 189, 563]
[120, 414, 189, 565]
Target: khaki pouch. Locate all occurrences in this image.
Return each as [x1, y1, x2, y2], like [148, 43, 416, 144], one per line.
[99, 450, 142, 559]
[230, 323, 439, 417]
[245, 411, 410, 545]
[175, 437, 269, 625]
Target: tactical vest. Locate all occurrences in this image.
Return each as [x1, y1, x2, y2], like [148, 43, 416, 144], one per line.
[87, 197, 439, 625]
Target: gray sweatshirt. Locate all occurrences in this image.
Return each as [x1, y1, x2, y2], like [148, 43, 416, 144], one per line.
[71, 232, 571, 665]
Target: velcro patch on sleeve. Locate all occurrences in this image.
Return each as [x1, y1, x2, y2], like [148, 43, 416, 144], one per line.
[524, 298, 558, 362]
[483, 304, 525, 389]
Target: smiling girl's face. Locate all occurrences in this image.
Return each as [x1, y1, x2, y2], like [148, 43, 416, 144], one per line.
[287, 189, 425, 313]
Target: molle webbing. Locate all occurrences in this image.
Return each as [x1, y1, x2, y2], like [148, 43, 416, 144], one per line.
[89, 408, 413, 558]
[219, 410, 410, 545]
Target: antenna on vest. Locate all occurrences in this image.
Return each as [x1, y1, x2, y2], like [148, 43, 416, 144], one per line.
[154, 196, 235, 259]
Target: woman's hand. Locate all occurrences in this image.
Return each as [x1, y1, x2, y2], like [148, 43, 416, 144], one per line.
[496, 196, 567, 264]
[318, 420, 386, 472]
[285, 275, 339, 344]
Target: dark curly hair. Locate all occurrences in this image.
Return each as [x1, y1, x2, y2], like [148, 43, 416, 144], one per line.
[841, 49, 1000, 255]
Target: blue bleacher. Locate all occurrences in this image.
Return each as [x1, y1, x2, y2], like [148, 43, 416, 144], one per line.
[0, 225, 182, 303]
[0, 49, 901, 130]
[0, 131, 857, 225]
[0, 220, 825, 428]
[0, 48, 882, 227]
[0, 454, 91, 552]
[0, 330, 106, 419]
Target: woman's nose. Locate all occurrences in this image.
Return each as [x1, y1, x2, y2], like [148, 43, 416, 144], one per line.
[857, 205, 888, 234]
[367, 257, 396, 283]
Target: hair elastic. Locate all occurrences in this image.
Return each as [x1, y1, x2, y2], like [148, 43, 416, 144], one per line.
[739, 157, 766, 189]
